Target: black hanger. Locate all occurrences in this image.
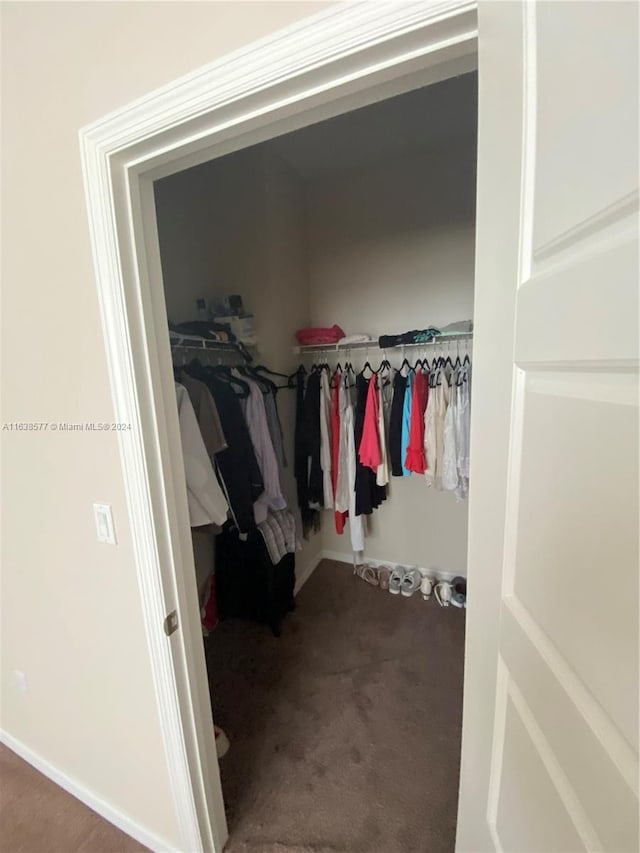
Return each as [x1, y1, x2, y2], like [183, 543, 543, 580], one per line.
[377, 358, 392, 387]
[254, 364, 293, 390]
[254, 364, 289, 378]
[207, 364, 251, 398]
[238, 365, 278, 395]
[360, 361, 378, 377]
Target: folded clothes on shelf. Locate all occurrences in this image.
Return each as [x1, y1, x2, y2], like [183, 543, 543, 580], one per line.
[338, 334, 374, 345]
[378, 327, 440, 348]
[170, 320, 236, 342]
[295, 324, 345, 345]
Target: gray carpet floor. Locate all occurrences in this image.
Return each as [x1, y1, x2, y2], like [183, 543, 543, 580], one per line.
[206, 559, 465, 853]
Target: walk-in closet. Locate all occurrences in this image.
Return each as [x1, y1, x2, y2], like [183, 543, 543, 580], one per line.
[154, 70, 477, 852]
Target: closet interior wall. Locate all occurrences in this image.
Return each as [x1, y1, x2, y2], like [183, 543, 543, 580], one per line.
[306, 137, 476, 573]
[154, 72, 477, 580]
[155, 146, 322, 582]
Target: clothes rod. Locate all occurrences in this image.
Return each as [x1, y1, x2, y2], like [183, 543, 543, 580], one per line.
[170, 337, 239, 350]
[292, 332, 473, 355]
[170, 338, 255, 363]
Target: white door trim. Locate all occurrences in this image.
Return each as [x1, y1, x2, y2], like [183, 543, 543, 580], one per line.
[79, 3, 478, 849]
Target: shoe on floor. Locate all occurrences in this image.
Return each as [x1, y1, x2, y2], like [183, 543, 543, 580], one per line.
[353, 563, 379, 586]
[389, 566, 405, 595]
[401, 567, 422, 597]
[420, 574, 435, 600]
[378, 565, 391, 591]
[215, 726, 230, 758]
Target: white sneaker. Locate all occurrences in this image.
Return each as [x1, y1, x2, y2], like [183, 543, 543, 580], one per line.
[420, 575, 435, 600]
[401, 567, 422, 597]
[389, 566, 405, 595]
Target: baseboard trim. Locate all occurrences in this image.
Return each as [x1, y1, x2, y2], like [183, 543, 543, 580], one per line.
[294, 552, 323, 595]
[0, 730, 176, 852]
[320, 550, 463, 582]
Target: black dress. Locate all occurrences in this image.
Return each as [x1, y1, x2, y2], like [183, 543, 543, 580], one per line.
[389, 372, 408, 477]
[354, 373, 386, 516]
[294, 368, 321, 536]
[305, 371, 323, 508]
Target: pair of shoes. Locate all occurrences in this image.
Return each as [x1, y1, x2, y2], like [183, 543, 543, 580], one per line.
[389, 566, 422, 597]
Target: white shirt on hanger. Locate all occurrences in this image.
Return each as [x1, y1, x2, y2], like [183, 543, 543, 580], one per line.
[423, 378, 437, 487]
[175, 383, 229, 528]
[336, 378, 364, 552]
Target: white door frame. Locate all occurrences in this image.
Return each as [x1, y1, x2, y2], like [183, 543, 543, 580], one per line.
[79, 3, 478, 850]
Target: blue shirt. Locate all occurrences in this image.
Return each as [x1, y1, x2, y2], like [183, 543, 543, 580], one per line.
[401, 372, 413, 476]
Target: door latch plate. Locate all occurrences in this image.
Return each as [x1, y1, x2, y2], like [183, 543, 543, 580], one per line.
[164, 610, 179, 636]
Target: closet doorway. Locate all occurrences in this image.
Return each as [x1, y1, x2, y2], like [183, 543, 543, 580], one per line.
[154, 71, 477, 852]
[81, 2, 639, 851]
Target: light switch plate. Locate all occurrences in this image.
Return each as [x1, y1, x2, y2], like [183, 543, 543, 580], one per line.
[93, 503, 116, 545]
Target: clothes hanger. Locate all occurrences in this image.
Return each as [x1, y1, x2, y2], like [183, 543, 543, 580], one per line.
[207, 364, 251, 398]
[254, 364, 293, 388]
[378, 357, 392, 386]
[360, 361, 378, 377]
[237, 364, 278, 395]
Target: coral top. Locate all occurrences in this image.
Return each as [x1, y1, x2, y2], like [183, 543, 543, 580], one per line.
[405, 370, 429, 474]
[358, 376, 382, 472]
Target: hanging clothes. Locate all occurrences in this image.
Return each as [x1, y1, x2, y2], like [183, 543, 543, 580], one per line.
[331, 370, 347, 535]
[175, 383, 229, 528]
[433, 371, 450, 490]
[376, 373, 391, 487]
[263, 388, 286, 472]
[294, 367, 320, 537]
[400, 372, 414, 477]
[358, 374, 382, 472]
[257, 509, 298, 565]
[344, 379, 365, 551]
[334, 377, 364, 551]
[335, 377, 351, 516]
[389, 372, 408, 477]
[423, 374, 437, 487]
[188, 366, 264, 534]
[354, 373, 386, 516]
[319, 370, 334, 508]
[232, 369, 286, 517]
[177, 372, 227, 459]
[305, 370, 324, 508]
[405, 369, 429, 474]
[442, 376, 459, 493]
[454, 362, 471, 499]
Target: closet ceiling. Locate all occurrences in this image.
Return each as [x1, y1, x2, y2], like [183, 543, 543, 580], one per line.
[267, 71, 477, 179]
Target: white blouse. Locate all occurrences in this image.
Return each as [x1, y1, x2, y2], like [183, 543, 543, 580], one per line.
[175, 383, 229, 528]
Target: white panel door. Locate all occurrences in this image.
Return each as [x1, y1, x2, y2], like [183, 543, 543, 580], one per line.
[457, 2, 639, 851]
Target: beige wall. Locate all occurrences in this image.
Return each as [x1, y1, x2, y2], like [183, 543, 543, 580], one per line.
[0, 2, 331, 848]
[307, 142, 476, 573]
